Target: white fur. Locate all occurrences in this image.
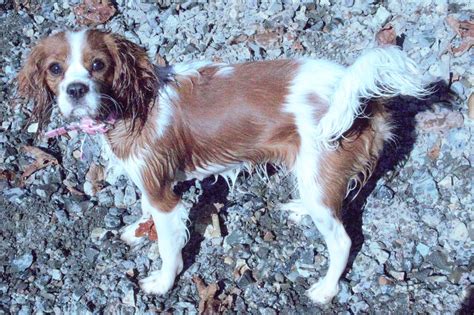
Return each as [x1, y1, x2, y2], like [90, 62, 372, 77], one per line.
[317, 47, 428, 147]
[172, 61, 214, 77]
[284, 61, 352, 304]
[58, 30, 100, 118]
[156, 85, 177, 137]
[215, 66, 234, 77]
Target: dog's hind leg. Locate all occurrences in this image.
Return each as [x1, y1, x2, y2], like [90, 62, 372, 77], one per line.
[293, 157, 351, 304]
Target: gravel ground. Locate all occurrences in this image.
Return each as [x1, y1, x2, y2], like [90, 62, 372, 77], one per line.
[1, 0, 473, 314]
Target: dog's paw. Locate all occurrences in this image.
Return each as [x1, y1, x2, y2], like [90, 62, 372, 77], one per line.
[139, 270, 175, 295]
[306, 279, 339, 304]
[120, 224, 145, 247]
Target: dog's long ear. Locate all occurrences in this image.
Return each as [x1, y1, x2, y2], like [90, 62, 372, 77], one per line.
[17, 42, 53, 131]
[104, 32, 159, 131]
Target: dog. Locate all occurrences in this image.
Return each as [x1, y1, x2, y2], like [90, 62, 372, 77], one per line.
[17, 29, 426, 304]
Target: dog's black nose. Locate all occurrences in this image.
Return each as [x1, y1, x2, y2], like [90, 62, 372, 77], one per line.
[66, 82, 89, 99]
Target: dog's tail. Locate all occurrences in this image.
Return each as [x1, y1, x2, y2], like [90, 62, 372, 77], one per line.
[317, 46, 428, 147]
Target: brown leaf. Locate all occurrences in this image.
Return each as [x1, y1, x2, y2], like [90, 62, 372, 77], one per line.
[135, 218, 158, 241]
[376, 24, 397, 46]
[73, 0, 116, 26]
[193, 276, 220, 315]
[84, 162, 105, 196]
[446, 16, 474, 56]
[21, 146, 58, 180]
[427, 138, 442, 160]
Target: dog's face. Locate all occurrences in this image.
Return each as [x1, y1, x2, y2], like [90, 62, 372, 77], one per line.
[18, 29, 158, 129]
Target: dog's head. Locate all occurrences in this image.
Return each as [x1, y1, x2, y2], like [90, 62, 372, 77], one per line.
[17, 29, 159, 130]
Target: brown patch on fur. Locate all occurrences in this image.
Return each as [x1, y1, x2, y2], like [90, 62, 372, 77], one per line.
[102, 31, 159, 131]
[17, 32, 68, 130]
[318, 102, 391, 217]
[306, 92, 329, 123]
[106, 61, 303, 211]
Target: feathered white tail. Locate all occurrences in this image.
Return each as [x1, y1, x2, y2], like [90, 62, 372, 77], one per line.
[317, 46, 428, 147]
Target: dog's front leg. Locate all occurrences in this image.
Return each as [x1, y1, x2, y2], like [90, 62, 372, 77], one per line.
[139, 191, 188, 295]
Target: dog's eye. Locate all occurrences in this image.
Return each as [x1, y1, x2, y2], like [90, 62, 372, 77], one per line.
[92, 59, 105, 72]
[48, 63, 62, 76]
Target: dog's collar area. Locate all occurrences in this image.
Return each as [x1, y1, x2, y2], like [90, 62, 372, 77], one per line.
[44, 115, 116, 138]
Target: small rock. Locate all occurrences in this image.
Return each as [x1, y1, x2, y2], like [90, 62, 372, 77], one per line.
[50, 269, 62, 281]
[263, 231, 275, 242]
[34, 15, 45, 24]
[122, 287, 136, 307]
[426, 250, 453, 271]
[72, 287, 86, 301]
[450, 81, 465, 98]
[91, 228, 110, 243]
[388, 270, 405, 281]
[416, 108, 464, 133]
[27, 123, 39, 133]
[12, 252, 34, 272]
[416, 243, 430, 257]
[378, 275, 393, 286]
[450, 220, 468, 242]
[104, 213, 122, 229]
[72, 150, 82, 159]
[123, 185, 137, 206]
[373, 6, 391, 27]
[237, 269, 255, 288]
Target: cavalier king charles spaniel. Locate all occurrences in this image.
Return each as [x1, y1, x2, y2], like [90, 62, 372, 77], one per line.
[18, 29, 426, 304]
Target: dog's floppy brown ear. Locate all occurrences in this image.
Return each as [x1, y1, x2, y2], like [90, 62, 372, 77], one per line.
[104, 32, 159, 131]
[17, 42, 53, 131]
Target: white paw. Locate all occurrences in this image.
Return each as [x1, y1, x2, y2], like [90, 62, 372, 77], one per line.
[306, 279, 339, 304]
[139, 270, 176, 295]
[120, 224, 145, 247]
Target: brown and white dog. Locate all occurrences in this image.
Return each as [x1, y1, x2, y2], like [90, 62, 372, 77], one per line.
[18, 29, 426, 304]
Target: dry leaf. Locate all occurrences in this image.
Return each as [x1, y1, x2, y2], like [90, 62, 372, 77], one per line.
[73, 0, 116, 26]
[446, 16, 474, 56]
[21, 146, 58, 180]
[427, 138, 442, 160]
[84, 162, 105, 196]
[376, 24, 397, 46]
[193, 276, 220, 315]
[135, 218, 158, 241]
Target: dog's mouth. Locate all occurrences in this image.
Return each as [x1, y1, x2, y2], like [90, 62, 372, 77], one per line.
[44, 115, 116, 138]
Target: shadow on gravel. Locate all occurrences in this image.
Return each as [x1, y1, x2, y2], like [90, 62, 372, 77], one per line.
[342, 80, 456, 274]
[175, 177, 230, 271]
[458, 286, 474, 314]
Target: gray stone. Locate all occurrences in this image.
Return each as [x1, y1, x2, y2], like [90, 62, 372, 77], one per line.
[104, 213, 122, 229]
[123, 185, 137, 206]
[12, 252, 34, 272]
